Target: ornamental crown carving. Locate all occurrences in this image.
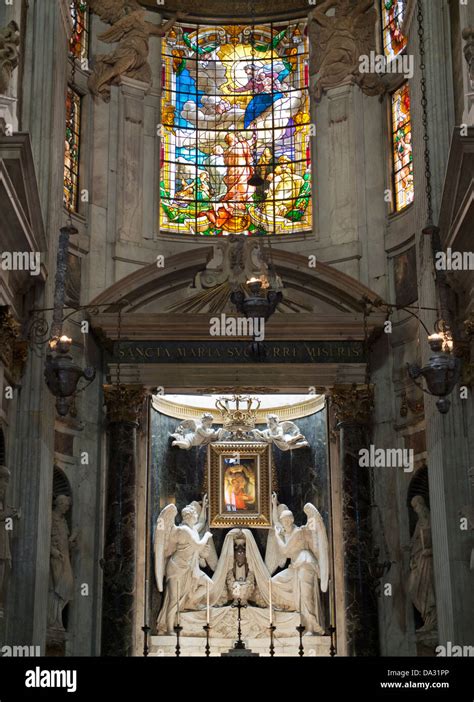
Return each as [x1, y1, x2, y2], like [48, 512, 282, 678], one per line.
[215, 395, 261, 432]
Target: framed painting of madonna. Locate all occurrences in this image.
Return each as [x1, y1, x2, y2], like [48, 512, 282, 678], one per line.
[207, 442, 273, 528]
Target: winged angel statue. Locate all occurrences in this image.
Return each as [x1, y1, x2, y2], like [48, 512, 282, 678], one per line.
[88, 0, 184, 101]
[309, 0, 383, 99]
[265, 493, 329, 634]
[154, 495, 217, 634]
[169, 413, 226, 450]
[252, 414, 309, 451]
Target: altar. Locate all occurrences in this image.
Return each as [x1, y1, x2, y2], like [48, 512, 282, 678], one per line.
[145, 394, 335, 657]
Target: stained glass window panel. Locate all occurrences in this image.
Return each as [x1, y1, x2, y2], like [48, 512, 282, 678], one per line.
[64, 86, 81, 211]
[382, 1, 407, 61]
[69, 1, 89, 59]
[160, 22, 312, 237]
[391, 83, 414, 211]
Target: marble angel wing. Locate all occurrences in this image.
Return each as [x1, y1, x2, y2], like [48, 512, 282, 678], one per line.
[153, 503, 177, 592]
[95, 12, 141, 44]
[354, 2, 377, 58]
[170, 418, 198, 442]
[303, 503, 329, 592]
[190, 499, 218, 571]
[279, 420, 303, 440]
[87, 0, 137, 25]
[265, 502, 290, 574]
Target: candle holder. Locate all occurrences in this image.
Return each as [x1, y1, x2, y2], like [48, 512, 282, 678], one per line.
[141, 624, 151, 657]
[174, 624, 183, 657]
[203, 623, 211, 657]
[269, 623, 276, 657]
[296, 624, 305, 657]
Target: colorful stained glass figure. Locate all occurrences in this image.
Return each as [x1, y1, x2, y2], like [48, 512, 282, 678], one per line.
[160, 22, 312, 236]
[382, 1, 407, 61]
[69, 1, 89, 59]
[64, 86, 81, 211]
[391, 83, 414, 211]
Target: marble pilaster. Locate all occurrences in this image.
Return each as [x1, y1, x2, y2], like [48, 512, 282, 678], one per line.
[331, 385, 379, 656]
[102, 384, 146, 656]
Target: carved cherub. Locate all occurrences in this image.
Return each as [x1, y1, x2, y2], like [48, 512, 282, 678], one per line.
[170, 413, 225, 450]
[252, 414, 309, 451]
[88, 1, 186, 101]
[309, 0, 382, 99]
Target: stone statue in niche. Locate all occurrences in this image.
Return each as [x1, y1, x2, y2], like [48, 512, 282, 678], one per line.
[252, 414, 309, 451]
[88, 1, 184, 101]
[154, 495, 217, 634]
[0, 465, 20, 614]
[170, 413, 225, 449]
[225, 533, 256, 605]
[308, 0, 383, 99]
[0, 21, 20, 95]
[47, 495, 77, 632]
[265, 493, 329, 634]
[408, 495, 437, 633]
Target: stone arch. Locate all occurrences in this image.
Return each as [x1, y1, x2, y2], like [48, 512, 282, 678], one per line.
[89, 248, 382, 317]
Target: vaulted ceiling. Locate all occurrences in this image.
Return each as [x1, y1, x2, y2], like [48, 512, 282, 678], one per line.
[141, 0, 309, 20]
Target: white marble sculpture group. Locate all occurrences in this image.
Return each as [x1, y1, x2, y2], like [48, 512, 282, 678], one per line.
[154, 492, 328, 637]
[170, 413, 309, 452]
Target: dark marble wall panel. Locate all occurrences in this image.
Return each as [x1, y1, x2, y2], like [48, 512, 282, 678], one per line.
[150, 406, 329, 535]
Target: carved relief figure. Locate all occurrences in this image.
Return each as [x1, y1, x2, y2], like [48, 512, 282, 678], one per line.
[0, 465, 20, 612]
[0, 21, 20, 95]
[408, 495, 437, 633]
[170, 412, 225, 449]
[48, 495, 77, 631]
[88, 1, 183, 101]
[252, 414, 309, 451]
[309, 0, 382, 99]
[265, 493, 329, 634]
[155, 496, 216, 634]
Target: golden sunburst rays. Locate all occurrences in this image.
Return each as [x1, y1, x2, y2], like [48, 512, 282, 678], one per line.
[166, 282, 234, 315]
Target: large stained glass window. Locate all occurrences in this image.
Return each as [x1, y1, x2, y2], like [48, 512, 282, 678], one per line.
[382, 1, 407, 61]
[64, 86, 81, 211]
[391, 83, 414, 211]
[69, 1, 89, 59]
[160, 22, 312, 236]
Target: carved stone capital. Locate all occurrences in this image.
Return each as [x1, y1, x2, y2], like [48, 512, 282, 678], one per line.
[103, 384, 146, 424]
[0, 21, 20, 95]
[330, 383, 374, 427]
[0, 306, 28, 382]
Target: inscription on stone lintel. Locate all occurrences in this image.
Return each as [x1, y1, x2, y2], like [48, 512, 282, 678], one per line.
[110, 341, 366, 364]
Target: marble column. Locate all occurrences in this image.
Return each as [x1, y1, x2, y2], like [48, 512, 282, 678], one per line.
[331, 385, 379, 656]
[102, 384, 145, 656]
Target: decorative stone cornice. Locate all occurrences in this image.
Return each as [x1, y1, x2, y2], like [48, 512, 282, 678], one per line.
[103, 384, 146, 424]
[152, 393, 326, 422]
[0, 306, 28, 382]
[330, 383, 374, 426]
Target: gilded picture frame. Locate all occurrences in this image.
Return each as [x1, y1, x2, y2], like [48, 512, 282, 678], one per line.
[207, 442, 272, 528]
